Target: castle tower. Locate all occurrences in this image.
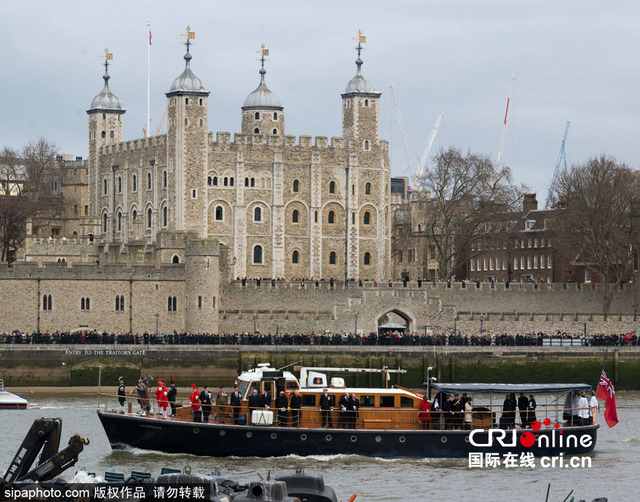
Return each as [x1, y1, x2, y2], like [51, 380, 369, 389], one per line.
[87, 49, 125, 218]
[341, 32, 381, 147]
[241, 44, 284, 136]
[166, 27, 210, 236]
[184, 238, 220, 333]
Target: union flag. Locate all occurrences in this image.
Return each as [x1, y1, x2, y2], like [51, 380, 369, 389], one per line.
[597, 370, 619, 427]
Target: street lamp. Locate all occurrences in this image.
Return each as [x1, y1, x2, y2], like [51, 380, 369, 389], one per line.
[354, 313, 359, 344]
[253, 315, 257, 333]
[454, 316, 458, 336]
[480, 315, 484, 335]
[155, 312, 159, 336]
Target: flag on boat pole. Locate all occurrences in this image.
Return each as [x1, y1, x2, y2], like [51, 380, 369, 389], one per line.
[596, 369, 618, 428]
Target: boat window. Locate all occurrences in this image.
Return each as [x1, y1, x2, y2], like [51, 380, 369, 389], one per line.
[262, 381, 274, 400]
[239, 380, 250, 398]
[359, 395, 376, 407]
[249, 382, 260, 397]
[302, 395, 317, 407]
[400, 396, 415, 408]
[286, 381, 299, 390]
[380, 396, 395, 407]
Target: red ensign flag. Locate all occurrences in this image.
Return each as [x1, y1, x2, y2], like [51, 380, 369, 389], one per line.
[597, 370, 619, 428]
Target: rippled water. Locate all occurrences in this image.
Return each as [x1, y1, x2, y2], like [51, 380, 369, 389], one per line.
[1, 391, 637, 501]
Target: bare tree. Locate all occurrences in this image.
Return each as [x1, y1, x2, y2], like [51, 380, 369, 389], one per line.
[553, 155, 640, 313]
[417, 147, 524, 280]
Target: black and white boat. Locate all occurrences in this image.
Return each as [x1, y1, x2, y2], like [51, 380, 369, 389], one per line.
[0, 379, 27, 410]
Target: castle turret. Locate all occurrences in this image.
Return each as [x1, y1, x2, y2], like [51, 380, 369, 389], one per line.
[241, 45, 284, 136]
[87, 49, 125, 218]
[184, 238, 220, 333]
[165, 27, 210, 236]
[341, 32, 381, 148]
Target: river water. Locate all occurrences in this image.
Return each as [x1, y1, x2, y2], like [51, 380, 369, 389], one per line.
[0, 391, 637, 501]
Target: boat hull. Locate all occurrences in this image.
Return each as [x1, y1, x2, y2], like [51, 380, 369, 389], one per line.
[97, 411, 598, 458]
[0, 390, 28, 409]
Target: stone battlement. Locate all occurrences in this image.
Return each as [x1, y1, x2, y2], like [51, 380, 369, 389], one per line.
[211, 132, 388, 151]
[100, 134, 167, 155]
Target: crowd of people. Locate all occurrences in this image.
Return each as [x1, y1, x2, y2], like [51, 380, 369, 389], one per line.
[1, 330, 636, 346]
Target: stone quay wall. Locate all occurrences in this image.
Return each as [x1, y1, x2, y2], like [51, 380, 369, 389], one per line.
[0, 345, 637, 390]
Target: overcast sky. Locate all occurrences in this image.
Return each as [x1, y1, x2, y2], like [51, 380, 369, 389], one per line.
[1, 0, 638, 202]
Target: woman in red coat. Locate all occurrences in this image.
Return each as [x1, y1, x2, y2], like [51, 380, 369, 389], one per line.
[190, 384, 201, 423]
[159, 382, 169, 419]
[418, 396, 430, 429]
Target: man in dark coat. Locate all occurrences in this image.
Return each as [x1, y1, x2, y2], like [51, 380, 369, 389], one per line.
[259, 389, 272, 409]
[319, 388, 334, 428]
[248, 389, 261, 424]
[289, 389, 302, 427]
[117, 377, 126, 414]
[338, 392, 350, 428]
[275, 390, 289, 427]
[200, 386, 212, 423]
[518, 393, 529, 427]
[348, 393, 360, 429]
[167, 381, 177, 417]
[230, 384, 242, 424]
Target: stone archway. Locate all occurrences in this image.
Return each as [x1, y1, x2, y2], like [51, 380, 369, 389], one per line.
[376, 309, 415, 333]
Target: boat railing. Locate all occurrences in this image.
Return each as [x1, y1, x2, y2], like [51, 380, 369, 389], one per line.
[97, 392, 597, 431]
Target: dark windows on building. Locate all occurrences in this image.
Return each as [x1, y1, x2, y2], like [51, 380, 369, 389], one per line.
[253, 245, 263, 264]
[168, 296, 177, 312]
[42, 295, 52, 311]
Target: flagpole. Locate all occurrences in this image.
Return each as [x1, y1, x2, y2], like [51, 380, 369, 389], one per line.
[146, 21, 151, 137]
[600, 348, 608, 374]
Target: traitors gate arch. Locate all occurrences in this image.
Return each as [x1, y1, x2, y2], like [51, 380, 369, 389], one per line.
[376, 309, 415, 333]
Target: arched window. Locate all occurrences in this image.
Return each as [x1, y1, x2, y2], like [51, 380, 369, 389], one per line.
[272, 129, 277, 135]
[172, 255, 179, 264]
[185, 98, 189, 105]
[147, 208, 152, 229]
[215, 206, 223, 221]
[213, 176, 218, 186]
[352, 213, 355, 224]
[118, 176, 122, 193]
[251, 178, 255, 187]
[102, 213, 108, 233]
[292, 209, 299, 223]
[329, 251, 336, 265]
[273, 112, 278, 120]
[292, 250, 299, 264]
[163, 170, 167, 188]
[329, 181, 336, 194]
[132, 209, 137, 221]
[168, 297, 173, 311]
[199, 119, 203, 127]
[245, 177, 249, 187]
[109, 131, 114, 138]
[208, 176, 212, 186]
[254, 128, 260, 134]
[254, 206, 262, 222]
[364, 140, 369, 150]
[224, 177, 228, 186]
[363, 211, 371, 225]
[328, 211, 335, 224]
[314, 211, 318, 223]
[103, 178, 108, 195]
[365, 182, 371, 195]
[230, 177, 234, 186]
[540, 255, 546, 268]
[254, 112, 260, 120]
[162, 206, 168, 227]
[147, 172, 152, 190]
[253, 245, 263, 264]
[88, 233, 94, 242]
[293, 179, 299, 192]
[81, 298, 85, 310]
[117, 211, 122, 232]
[364, 99, 369, 107]
[115, 296, 120, 311]
[199, 98, 203, 106]
[132, 174, 137, 192]
[364, 252, 371, 265]
[101, 131, 106, 138]
[184, 118, 188, 126]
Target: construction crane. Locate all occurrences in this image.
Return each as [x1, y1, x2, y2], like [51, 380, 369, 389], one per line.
[389, 83, 444, 188]
[389, 83, 416, 175]
[497, 73, 516, 168]
[545, 121, 570, 209]
[154, 106, 168, 136]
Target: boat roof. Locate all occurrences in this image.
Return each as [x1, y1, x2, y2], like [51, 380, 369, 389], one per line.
[430, 383, 592, 394]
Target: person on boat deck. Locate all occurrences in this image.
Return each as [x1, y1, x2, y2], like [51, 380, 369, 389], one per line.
[442, 394, 453, 430]
[562, 392, 574, 423]
[430, 396, 441, 429]
[290, 389, 302, 427]
[230, 385, 242, 424]
[349, 393, 360, 429]
[464, 397, 473, 430]
[136, 377, 150, 415]
[215, 386, 228, 424]
[190, 384, 201, 423]
[248, 389, 261, 424]
[501, 393, 516, 429]
[572, 391, 581, 426]
[319, 388, 334, 428]
[452, 394, 463, 429]
[260, 388, 272, 409]
[418, 395, 430, 429]
[159, 382, 169, 420]
[117, 377, 126, 414]
[167, 381, 177, 417]
[200, 386, 213, 423]
[154, 379, 164, 415]
[577, 392, 590, 426]
[276, 390, 289, 427]
[518, 393, 529, 427]
[588, 390, 598, 424]
[527, 395, 537, 426]
[338, 392, 350, 428]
